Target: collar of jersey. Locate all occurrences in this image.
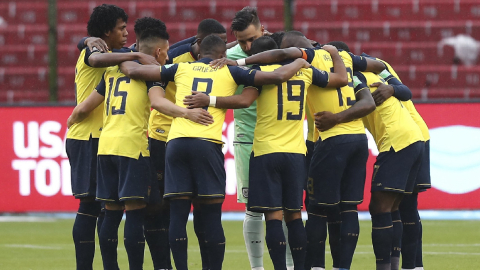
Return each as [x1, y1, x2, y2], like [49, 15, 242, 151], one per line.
[194, 58, 214, 64]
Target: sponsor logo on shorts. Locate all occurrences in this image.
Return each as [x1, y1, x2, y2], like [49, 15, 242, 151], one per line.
[155, 129, 165, 134]
[242, 188, 248, 198]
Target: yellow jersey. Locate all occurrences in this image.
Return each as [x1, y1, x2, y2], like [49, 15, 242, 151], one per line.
[148, 44, 197, 141]
[160, 58, 257, 143]
[67, 47, 106, 140]
[95, 65, 159, 159]
[252, 62, 329, 157]
[375, 58, 430, 141]
[303, 48, 368, 142]
[355, 71, 424, 152]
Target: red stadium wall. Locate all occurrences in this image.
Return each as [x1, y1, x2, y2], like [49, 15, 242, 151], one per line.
[0, 103, 479, 212]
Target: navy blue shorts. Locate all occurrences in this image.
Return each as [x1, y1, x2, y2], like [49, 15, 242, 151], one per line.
[164, 138, 226, 199]
[371, 141, 424, 194]
[148, 137, 167, 202]
[96, 154, 153, 202]
[415, 140, 431, 192]
[247, 152, 306, 212]
[308, 134, 368, 206]
[66, 137, 98, 198]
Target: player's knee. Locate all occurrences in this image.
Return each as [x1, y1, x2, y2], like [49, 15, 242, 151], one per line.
[283, 210, 302, 223]
[124, 200, 146, 211]
[264, 210, 283, 221]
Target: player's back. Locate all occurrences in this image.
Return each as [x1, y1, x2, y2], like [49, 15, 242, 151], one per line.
[307, 49, 365, 142]
[166, 59, 242, 143]
[378, 58, 430, 141]
[148, 44, 196, 142]
[356, 71, 423, 153]
[253, 64, 315, 157]
[68, 48, 106, 140]
[97, 65, 152, 159]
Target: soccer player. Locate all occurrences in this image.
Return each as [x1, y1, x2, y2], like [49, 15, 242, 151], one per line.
[358, 52, 431, 270]
[352, 70, 424, 270]
[227, 7, 292, 270]
[65, 4, 158, 270]
[119, 34, 310, 270]
[147, 18, 228, 270]
[185, 36, 349, 270]
[67, 24, 213, 270]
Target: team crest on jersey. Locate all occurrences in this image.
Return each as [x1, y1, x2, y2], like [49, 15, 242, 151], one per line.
[242, 188, 249, 198]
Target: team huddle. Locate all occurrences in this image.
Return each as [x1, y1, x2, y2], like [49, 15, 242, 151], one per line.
[66, 4, 430, 270]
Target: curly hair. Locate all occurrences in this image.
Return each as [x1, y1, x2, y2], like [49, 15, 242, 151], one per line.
[87, 4, 128, 37]
[326, 41, 351, 52]
[134, 16, 167, 37]
[231, 6, 260, 32]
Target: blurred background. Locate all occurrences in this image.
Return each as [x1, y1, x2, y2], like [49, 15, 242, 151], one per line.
[0, 0, 479, 214]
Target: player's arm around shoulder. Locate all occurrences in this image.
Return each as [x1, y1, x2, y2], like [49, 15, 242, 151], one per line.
[67, 76, 106, 128]
[148, 84, 213, 126]
[321, 45, 348, 88]
[87, 48, 158, 68]
[371, 69, 412, 106]
[253, 58, 311, 85]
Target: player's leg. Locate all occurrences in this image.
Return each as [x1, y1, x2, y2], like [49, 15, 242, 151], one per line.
[370, 142, 424, 270]
[306, 137, 347, 270]
[398, 193, 420, 270]
[96, 154, 123, 270]
[192, 139, 228, 270]
[66, 137, 101, 270]
[235, 142, 265, 270]
[282, 218, 294, 270]
[282, 153, 308, 270]
[402, 140, 430, 270]
[369, 191, 399, 270]
[118, 154, 153, 270]
[164, 138, 195, 270]
[197, 198, 226, 270]
[248, 152, 288, 270]
[303, 140, 316, 270]
[146, 138, 172, 270]
[192, 200, 210, 270]
[392, 143, 423, 270]
[337, 135, 368, 270]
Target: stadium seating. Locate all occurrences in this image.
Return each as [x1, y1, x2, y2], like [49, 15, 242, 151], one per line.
[0, 0, 479, 103]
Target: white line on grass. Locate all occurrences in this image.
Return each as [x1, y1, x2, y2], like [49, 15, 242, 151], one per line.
[4, 244, 63, 250]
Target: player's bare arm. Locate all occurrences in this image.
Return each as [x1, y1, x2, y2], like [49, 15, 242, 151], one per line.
[148, 87, 213, 126]
[67, 91, 105, 128]
[119, 61, 163, 81]
[88, 52, 159, 68]
[183, 87, 259, 109]
[210, 47, 303, 69]
[322, 45, 348, 88]
[314, 86, 375, 132]
[253, 58, 311, 85]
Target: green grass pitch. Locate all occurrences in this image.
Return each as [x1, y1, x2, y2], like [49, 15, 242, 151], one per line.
[0, 219, 479, 269]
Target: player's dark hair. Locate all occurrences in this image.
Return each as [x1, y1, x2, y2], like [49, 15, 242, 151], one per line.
[200, 34, 227, 56]
[198, 18, 226, 36]
[139, 23, 170, 42]
[134, 17, 167, 37]
[270, 31, 285, 48]
[282, 30, 309, 48]
[327, 41, 350, 52]
[87, 4, 128, 37]
[250, 36, 278, 55]
[231, 6, 261, 32]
